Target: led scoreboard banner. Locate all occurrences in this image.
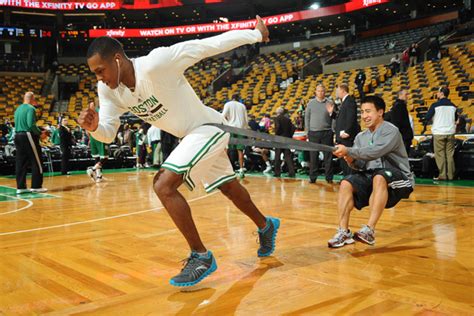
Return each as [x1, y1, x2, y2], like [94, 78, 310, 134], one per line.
[0, 26, 53, 39]
[59, 30, 88, 40]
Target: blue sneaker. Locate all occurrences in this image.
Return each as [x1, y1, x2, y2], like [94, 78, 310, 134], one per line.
[169, 251, 217, 287]
[257, 217, 280, 257]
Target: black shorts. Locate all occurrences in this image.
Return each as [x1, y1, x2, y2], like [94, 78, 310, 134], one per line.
[343, 168, 413, 210]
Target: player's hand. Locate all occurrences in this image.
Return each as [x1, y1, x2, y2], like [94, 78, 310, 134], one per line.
[343, 156, 354, 163]
[255, 15, 270, 43]
[333, 144, 348, 157]
[78, 102, 99, 132]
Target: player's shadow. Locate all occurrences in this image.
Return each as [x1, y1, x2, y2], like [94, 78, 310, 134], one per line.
[198, 257, 284, 314]
[167, 257, 283, 315]
[167, 287, 217, 316]
[349, 244, 429, 258]
[48, 183, 96, 192]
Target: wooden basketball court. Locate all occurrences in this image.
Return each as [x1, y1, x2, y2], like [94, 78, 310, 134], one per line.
[0, 171, 472, 315]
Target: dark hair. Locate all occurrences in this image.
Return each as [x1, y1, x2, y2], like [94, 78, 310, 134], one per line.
[87, 36, 124, 60]
[438, 86, 450, 98]
[232, 94, 240, 100]
[361, 95, 386, 113]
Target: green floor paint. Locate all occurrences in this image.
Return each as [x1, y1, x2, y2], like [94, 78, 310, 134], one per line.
[2, 168, 473, 188]
[0, 186, 57, 200]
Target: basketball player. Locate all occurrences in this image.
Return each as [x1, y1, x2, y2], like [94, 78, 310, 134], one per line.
[86, 101, 108, 183]
[329, 96, 414, 248]
[78, 16, 280, 287]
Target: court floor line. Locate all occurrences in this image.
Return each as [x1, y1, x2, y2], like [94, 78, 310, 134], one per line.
[0, 191, 218, 236]
[0, 193, 34, 216]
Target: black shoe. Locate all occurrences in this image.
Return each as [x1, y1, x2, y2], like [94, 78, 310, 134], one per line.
[326, 179, 333, 184]
[309, 179, 316, 183]
[169, 251, 217, 287]
[257, 217, 281, 257]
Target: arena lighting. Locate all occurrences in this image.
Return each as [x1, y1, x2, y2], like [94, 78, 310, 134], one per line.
[11, 10, 55, 16]
[310, 3, 320, 10]
[64, 13, 105, 16]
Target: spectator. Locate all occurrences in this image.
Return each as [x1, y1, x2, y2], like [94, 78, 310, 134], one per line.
[259, 113, 271, 132]
[429, 36, 441, 61]
[295, 110, 304, 130]
[305, 84, 334, 184]
[273, 107, 296, 177]
[334, 83, 360, 176]
[59, 116, 74, 175]
[390, 54, 400, 74]
[147, 125, 162, 167]
[248, 114, 260, 132]
[425, 86, 457, 181]
[455, 108, 468, 134]
[385, 89, 414, 155]
[355, 70, 366, 101]
[135, 125, 147, 168]
[14, 91, 47, 194]
[123, 123, 133, 147]
[73, 126, 84, 144]
[160, 130, 178, 162]
[409, 43, 418, 66]
[401, 48, 410, 72]
[223, 94, 248, 177]
[51, 123, 61, 145]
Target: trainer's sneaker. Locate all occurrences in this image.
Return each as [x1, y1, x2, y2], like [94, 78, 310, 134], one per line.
[169, 251, 217, 287]
[16, 189, 30, 194]
[328, 228, 355, 248]
[87, 167, 97, 182]
[30, 188, 47, 193]
[354, 225, 375, 245]
[237, 169, 245, 179]
[263, 165, 272, 173]
[257, 217, 280, 257]
[96, 175, 103, 183]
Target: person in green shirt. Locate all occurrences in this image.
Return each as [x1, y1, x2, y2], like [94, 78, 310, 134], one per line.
[13, 91, 47, 194]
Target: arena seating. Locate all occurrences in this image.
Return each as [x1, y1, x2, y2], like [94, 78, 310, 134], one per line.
[374, 42, 473, 135]
[204, 45, 337, 112]
[337, 22, 452, 62]
[0, 75, 53, 126]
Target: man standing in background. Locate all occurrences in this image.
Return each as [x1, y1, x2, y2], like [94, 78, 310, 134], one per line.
[355, 70, 366, 101]
[14, 91, 47, 193]
[385, 90, 413, 155]
[305, 84, 334, 184]
[425, 86, 458, 181]
[334, 83, 360, 176]
[59, 116, 74, 175]
[273, 107, 296, 177]
[223, 94, 249, 177]
[147, 125, 162, 167]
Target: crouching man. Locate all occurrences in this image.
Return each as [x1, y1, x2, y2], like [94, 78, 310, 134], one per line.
[329, 96, 414, 247]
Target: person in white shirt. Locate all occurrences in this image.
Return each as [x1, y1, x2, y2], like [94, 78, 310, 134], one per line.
[146, 125, 161, 166]
[424, 86, 458, 180]
[78, 16, 280, 287]
[222, 94, 248, 176]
